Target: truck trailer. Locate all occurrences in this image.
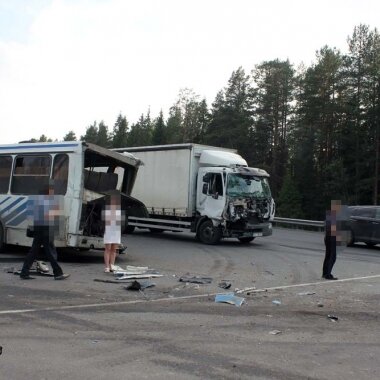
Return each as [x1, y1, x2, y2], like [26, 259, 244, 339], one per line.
[114, 144, 275, 244]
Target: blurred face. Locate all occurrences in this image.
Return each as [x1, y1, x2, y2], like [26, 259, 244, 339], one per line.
[331, 200, 341, 213]
[110, 195, 120, 207]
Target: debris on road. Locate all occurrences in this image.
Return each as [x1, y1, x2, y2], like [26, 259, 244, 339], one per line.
[179, 274, 212, 284]
[94, 278, 131, 284]
[35, 261, 50, 273]
[235, 286, 256, 294]
[265, 270, 274, 276]
[215, 293, 245, 307]
[297, 291, 316, 296]
[327, 314, 339, 322]
[218, 281, 232, 289]
[317, 303, 324, 307]
[269, 330, 282, 335]
[112, 265, 149, 274]
[272, 300, 282, 305]
[115, 273, 163, 280]
[125, 280, 156, 291]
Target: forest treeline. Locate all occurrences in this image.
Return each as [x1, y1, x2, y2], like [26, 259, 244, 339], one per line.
[29, 25, 380, 219]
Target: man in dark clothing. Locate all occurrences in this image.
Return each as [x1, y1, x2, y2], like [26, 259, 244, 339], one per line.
[323, 208, 338, 280]
[322, 200, 347, 280]
[20, 183, 69, 280]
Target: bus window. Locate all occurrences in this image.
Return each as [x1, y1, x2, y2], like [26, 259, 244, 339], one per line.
[52, 154, 69, 195]
[11, 155, 51, 195]
[0, 156, 12, 194]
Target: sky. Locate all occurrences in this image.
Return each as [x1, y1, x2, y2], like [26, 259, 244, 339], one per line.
[0, 0, 379, 144]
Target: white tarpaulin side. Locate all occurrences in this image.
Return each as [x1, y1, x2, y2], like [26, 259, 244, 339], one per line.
[130, 148, 192, 216]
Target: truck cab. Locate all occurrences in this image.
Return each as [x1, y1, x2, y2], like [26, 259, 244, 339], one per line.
[195, 150, 274, 244]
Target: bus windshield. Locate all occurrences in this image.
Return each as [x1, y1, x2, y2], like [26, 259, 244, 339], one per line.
[226, 174, 271, 198]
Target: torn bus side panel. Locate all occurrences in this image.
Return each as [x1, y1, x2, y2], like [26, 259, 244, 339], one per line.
[80, 192, 148, 238]
[77, 147, 148, 248]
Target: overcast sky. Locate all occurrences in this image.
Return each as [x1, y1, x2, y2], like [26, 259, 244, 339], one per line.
[0, 0, 379, 144]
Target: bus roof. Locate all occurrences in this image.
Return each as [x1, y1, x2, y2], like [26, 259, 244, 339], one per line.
[0, 141, 141, 168]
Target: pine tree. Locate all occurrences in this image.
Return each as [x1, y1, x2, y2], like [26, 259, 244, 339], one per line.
[112, 114, 129, 148]
[277, 171, 304, 218]
[63, 131, 77, 141]
[152, 110, 166, 145]
[81, 122, 99, 143]
[205, 67, 254, 160]
[251, 60, 295, 196]
[97, 121, 111, 148]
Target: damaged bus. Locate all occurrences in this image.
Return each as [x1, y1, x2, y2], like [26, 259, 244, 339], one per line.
[0, 141, 147, 251]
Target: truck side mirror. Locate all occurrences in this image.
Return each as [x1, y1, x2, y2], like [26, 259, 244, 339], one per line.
[202, 183, 208, 194]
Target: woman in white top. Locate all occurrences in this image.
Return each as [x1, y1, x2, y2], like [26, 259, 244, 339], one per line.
[103, 193, 122, 272]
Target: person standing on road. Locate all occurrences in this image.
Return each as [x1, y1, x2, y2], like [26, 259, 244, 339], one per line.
[20, 181, 69, 280]
[322, 200, 347, 280]
[103, 192, 123, 273]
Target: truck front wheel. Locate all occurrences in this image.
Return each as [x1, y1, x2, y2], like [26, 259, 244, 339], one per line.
[197, 220, 222, 245]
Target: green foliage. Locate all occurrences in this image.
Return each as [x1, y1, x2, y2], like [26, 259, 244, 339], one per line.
[38, 134, 53, 142]
[205, 68, 254, 160]
[63, 131, 77, 141]
[112, 114, 129, 148]
[277, 172, 304, 218]
[128, 111, 153, 147]
[152, 110, 166, 145]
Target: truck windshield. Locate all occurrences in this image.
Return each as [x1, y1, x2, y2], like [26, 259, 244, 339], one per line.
[226, 174, 271, 198]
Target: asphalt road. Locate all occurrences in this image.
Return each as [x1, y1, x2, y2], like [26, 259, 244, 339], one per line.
[0, 228, 380, 380]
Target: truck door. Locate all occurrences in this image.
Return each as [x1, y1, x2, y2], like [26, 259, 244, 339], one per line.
[197, 169, 225, 219]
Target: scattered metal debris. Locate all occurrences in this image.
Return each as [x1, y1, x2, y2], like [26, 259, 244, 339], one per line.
[269, 330, 282, 335]
[113, 265, 150, 275]
[94, 278, 131, 284]
[179, 275, 212, 284]
[327, 314, 339, 322]
[115, 273, 163, 280]
[297, 291, 316, 296]
[125, 280, 156, 291]
[218, 281, 232, 289]
[215, 293, 245, 307]
[272, 300, 282, 305]
[35, 261, 50, 273]
[235, 286, 256, 294]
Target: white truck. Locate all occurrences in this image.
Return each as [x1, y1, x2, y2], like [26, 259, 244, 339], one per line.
[114, 143, 275, 244]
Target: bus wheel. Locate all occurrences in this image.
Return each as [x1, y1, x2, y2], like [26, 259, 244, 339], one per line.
[0, 223, 5, 252]
[198, 220, 222, 245]
[238, 236, 255, 243]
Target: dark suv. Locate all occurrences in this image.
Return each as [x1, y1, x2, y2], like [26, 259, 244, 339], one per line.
[347, 206, 380, 247]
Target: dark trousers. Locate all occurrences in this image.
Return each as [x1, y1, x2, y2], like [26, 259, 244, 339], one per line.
[323, 235, 336, 276]
[21, 227, 63, 277]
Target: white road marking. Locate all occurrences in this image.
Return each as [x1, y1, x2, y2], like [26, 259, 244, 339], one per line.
[1, 274, 379, 316]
